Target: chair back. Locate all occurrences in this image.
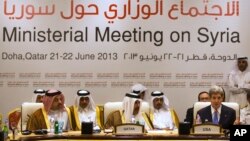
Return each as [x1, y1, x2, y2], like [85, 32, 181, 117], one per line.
[21, 102, 43, 131]
[222, 102, 240, 118]
[103, 101, 150, 123]
[103, 102, 123, 123]
[8, 108, 21, 130]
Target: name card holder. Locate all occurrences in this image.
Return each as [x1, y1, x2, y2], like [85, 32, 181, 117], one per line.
[114, 123, 144, 135]
[192, 123, 222, 135]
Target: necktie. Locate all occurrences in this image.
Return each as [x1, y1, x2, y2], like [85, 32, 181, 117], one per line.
[213, 110, 219, 124]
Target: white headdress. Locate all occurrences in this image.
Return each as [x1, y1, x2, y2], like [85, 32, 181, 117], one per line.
[230, 57, 249, 74]
[131, 83, 147, 94]
[122, 93, 142, 123]
[75, 90, 96, 112]
[150, 91, 169, 111]
[32, 89, 46, 102]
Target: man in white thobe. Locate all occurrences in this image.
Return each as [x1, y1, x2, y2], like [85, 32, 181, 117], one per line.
[149, 91, 176, 130]
[228, 57, 250, 108]
[69, 90, 100, 130]
[240, 89, 250, 124]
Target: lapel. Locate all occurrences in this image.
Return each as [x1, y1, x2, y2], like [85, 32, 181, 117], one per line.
[207, 106, 213, 122]
[219, 105, 226, 123]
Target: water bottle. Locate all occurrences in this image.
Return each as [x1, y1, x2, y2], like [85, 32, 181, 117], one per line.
[139, 120, 145, 126]
[49, 117, 55, 133]
[136, 120, 140, 125]
[54, 118, 59, 134]
[3, 119, 9, 141]
[58, 121, 64, 134]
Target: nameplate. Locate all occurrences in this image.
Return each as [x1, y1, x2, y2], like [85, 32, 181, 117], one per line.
[193, 124, 222, 135]
[114, 124, 144, 135]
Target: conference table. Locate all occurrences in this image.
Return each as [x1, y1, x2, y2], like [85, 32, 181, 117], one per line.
[9, 131, 229, 141]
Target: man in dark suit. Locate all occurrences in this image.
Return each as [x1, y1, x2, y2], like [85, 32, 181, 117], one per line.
[196, 85, 236, 129]
[184, 91, 210, 125]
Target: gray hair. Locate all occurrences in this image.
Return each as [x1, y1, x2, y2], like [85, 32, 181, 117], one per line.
[209, 85, 224, 97]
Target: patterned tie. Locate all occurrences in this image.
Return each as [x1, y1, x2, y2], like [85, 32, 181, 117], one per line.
[213, 110, 219, 124]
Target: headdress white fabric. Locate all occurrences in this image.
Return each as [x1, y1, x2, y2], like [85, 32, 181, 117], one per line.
[230, 57, 249, 74]
[150, 91, 170, 111]
[43, 89, 65, 112]
[131, 83, 147, 94]
[75, 90, 96, 112]
[31, 89, 46, 102]
[122, 93, 142, 123]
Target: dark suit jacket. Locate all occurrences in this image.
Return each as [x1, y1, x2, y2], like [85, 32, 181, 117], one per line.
[197, 104, 236, 129]
[184, 107, 194, 125]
